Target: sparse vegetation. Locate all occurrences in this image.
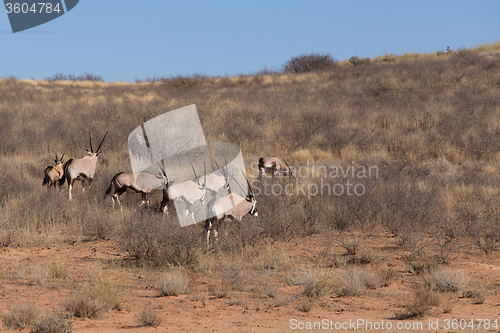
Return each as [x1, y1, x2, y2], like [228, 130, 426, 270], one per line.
[2, 302, 41, 329]
[336, 267, 381, 296]
[0, 42, 500, 329]
[395, 289, 440, 319]
[159, 269, 190, 296]
[289, 267, 334, 298]
[137, 308, 162, 328]
[423, 268, 469, 292]
[30, 315, 73, 333]
[49, 260, 67, 279]
[64, 295, 107, 319]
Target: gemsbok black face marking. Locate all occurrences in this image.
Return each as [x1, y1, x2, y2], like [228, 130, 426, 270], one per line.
[65, 131, 108, 201]
[205, 171, 258, 245]
[258, 157, 294, 179]
[42, 153, 66, 190]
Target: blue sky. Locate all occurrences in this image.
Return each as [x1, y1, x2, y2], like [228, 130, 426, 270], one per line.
[1, 0, 499, 82]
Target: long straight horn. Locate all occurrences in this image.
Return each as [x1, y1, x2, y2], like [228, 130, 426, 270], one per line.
[60, 153, 65, 162]
[203, 162, 207, 186]
[55, 153, 58, 162]
[89, 132, 93, 153]
[160, 159, 169, 184]
[283, 159, 290, 170]
[191, 163, 200, 186]
[242, 170, 255, 197]
[95, 131, 109, 154]
[213, 159, 225, 177]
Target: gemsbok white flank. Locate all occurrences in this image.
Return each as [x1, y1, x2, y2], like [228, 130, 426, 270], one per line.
[105, 171, 166, 211]
[258, 157, 294, 179]
[205, 174, 258, 245]
[42, 153, 66, 190]
[65, 131, 108, 201]
[160, 164, 207, 222]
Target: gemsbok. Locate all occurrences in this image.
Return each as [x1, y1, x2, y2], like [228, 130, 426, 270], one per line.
[193, 160, 229, 196]
[258, 157, 294, 179]
[105, 171, 166, 211]
[65, 131, 108, 201]
[160, 164, 207, 222]
[42, 153, 66, 190]
[205, 174, 258, 245]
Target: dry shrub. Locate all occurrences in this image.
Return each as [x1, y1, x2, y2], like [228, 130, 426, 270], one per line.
[405, 260, 438, 275]
[118, 212, 204, 267]
[137, 308, 162, 328]
[289, 267, 334, 298]
[31, 264, 49, 286]
[30, 315, 72, 333]
[376, 266, 397, 287]
[336, 267, 381, 297]
[282, 53, 336, 73]
[253, 245, 290, 271]
[49, 260, 67, 279]
[210, 281, 230, 299]
[160, 269, 190, 296]
[88, 279, 123, 311]
[64, 295, 107, 319]
[295, 298, 313, 313]
[84, 263, 102, 282]
[2, 302, 41, 329]
[219, 263, 254, 292]
[395, 289, 439, 319]
[423, 268, 469, 292]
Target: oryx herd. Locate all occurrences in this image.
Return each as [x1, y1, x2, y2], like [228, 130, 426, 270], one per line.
[42, 132, 293, 244]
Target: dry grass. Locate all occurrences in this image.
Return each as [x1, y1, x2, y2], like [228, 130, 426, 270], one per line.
[30, 315, 73, 333]
[64, 295, 107, 319]
[395, 289, 440, 319]
[336, 266, 381, 297]
[48, 260, 67, 279]
[2, 302, 41, 329]
[137, 307, 162, 328]
[423, 268, 469, 292]
[159, 269, 190, 296]
[289, 267, 334, 298]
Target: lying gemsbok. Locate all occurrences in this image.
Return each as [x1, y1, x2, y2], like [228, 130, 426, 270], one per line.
[105, 171, 166, 211]
[258, 157, 294, 179]
[42, 153, 66, 190]
[205, 172, 258, 245]
[65, 131, 108, 201]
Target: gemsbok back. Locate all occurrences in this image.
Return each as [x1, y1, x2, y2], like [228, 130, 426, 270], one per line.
[205, 174, 258, 245]
[105, 171, 166, 211]
[65, 131, 108, 201]
[42, 153, 66, 190]
[258, 157, 294, 179]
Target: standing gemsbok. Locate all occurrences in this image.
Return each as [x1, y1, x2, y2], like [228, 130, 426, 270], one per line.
[65, 131, 108, 201]
[105, 171, 166, 211]
[205, 173, 258, 245]
[42, 153, 66, 190]
[193, 160, 229, 196]
[258, 157, 294, 179]
[160, 164, 207, 222]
